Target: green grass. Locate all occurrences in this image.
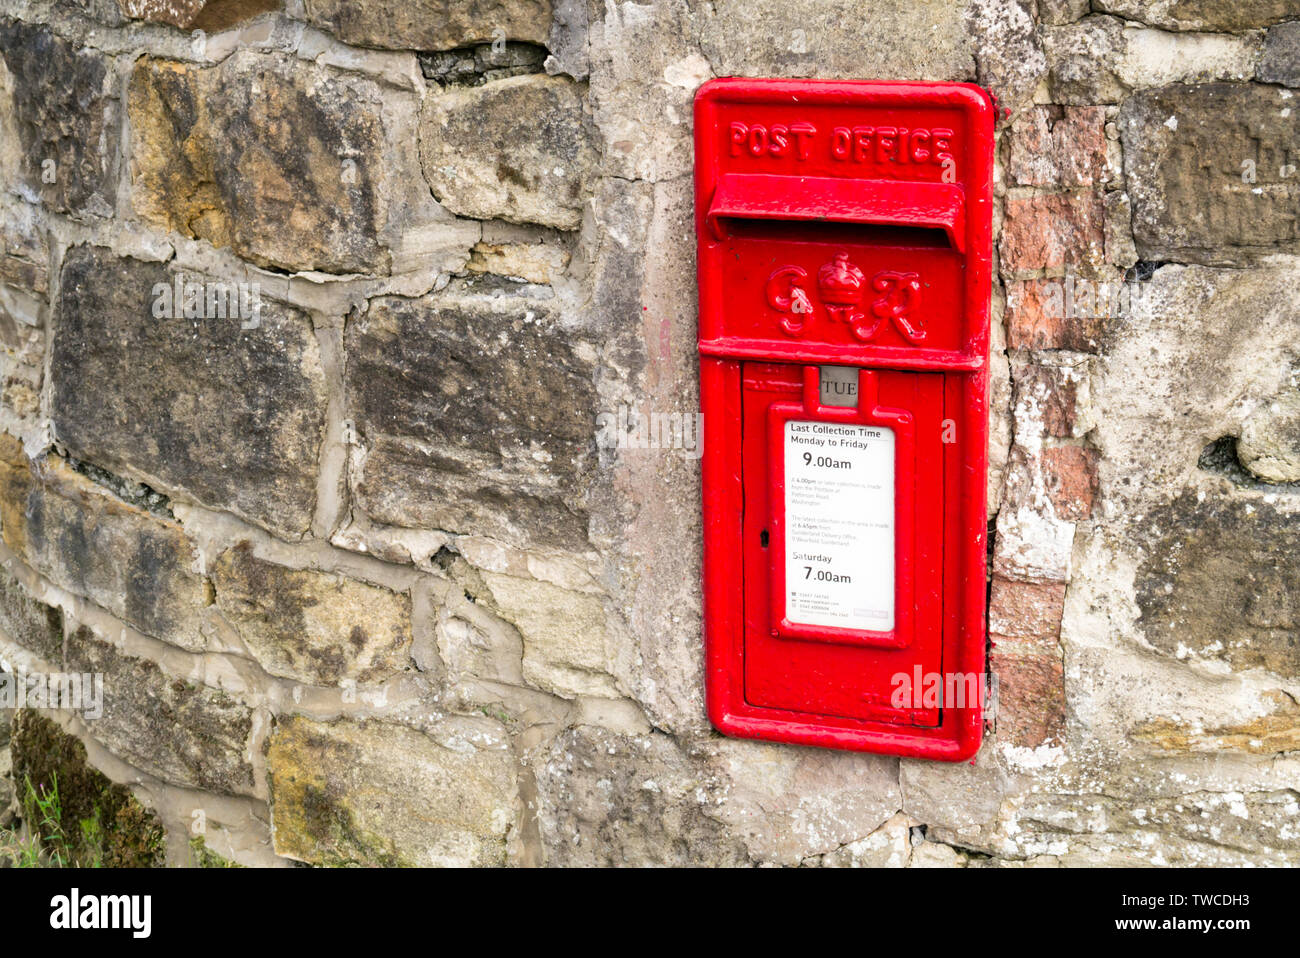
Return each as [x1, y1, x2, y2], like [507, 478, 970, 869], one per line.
[0, 772, 106, 868]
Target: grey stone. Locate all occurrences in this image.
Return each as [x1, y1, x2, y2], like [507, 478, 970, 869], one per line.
[1041, 18, 1258, 103]
[268, 714, 518, 866]
[434, 593, 525, 687]
[965, 0, 1048, 122]
[901, 749, 1010, 852]
[212, 543, 413, 686]
[345, 279, 597, 550]
[58, 0, 129, 26]
[419, 42, 546, 87]
[1036, 0, 1090, 25]
[303, 0, 552, 51]
[1120, 83, 1300, 264]
[51, 246, 327, 539]
[697, 0, 974, 80]
[66, 626, 257, 795]
[1043, 16, 1128, 104]
[586, 0, 704, 182]
[420, 74, 597, 230]
[0, 568, 62, 664]
[1013, 768, 1300, 862]
[1238, 390, 1300, 482]
[480, 571, 614, 699]
[1094, 0, 1296, 32]
[1259, 20, 1300, 86]
[702, 739, 903, 866]
[546, 0, 590, 79]
[0, 441, 208, 652]
[0, 229, 46, 413]
[911, 841, 971, 867]
[1092, 261, 1300, 509]
[117, 0, 279, 30]
[0, 20, 118, 219]
[530, 725, 750, 866]
[1135, 491, 1300, 678]
[587, 176, 707, 734]
[129, 52, 396, 274]
[819, 813, 916, 867]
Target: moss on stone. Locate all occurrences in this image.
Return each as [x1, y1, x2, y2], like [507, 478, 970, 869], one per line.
[10, 710, 166, 867]
[188, 835, 242, 868]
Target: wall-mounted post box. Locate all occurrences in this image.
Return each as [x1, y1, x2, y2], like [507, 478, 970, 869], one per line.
[695, 79, 993, 761]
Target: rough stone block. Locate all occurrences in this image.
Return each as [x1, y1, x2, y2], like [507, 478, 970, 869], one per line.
[965, 0, 1048, 121]
[345, 280, 597, 550]
[129, 52, 406, 274]
[1037, 0, 1090, 25]
[1045, 17, 1261, 104]
[1120, 83, 1299, 264]
[420, 74, 596, 230]
[1091, 261, 1300, 506]
[0, 566, 63, 663]
[697, 0, 973, 80]
[212, 543, 412, 686]
[702, 739, 903, 866]
[52, 246, 327, 539]
[1237, 389, 1300, 483]
[303, 0, 552, 51]
[0, 211, 46, 428]
[268, 715, 517, 866]
[1094, 0, 1295, 31]
[530, 725, 749, 866]
[0, 21, 118, 219]
[1259, 20, 1300, 86]
[0, 441, 208, 652]
[1130, 691, 1300, 755]
[818, 812, 915, 867]
[66, 626, 257, 794]
[435, 597, 524, 688]
[1135, 492, 1300, 678]
[480, 570, 613, 698]
[468, 237, 570, 285]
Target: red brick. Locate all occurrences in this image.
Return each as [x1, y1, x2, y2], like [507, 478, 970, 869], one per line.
[1005, 278, 1105, 351]
[990, 650, 1066, 748]
[999, 192, 1105, 276]
[1014, 363, 1084, 439]
[1042, 444, 1098, 520]
[1008, 106, 1109, 188]
[988, 576, 1067, 643]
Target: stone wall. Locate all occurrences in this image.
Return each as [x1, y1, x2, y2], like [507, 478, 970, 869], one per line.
[0, 0, 1295, 866]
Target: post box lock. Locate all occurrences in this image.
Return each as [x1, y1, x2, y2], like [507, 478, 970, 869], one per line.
[695, 79, 994, 761]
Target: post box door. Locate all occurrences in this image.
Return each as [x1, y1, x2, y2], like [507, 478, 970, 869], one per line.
[741, 363, 946, 726]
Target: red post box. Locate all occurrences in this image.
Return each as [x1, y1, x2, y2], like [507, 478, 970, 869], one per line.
[695, 79, 993, 761]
